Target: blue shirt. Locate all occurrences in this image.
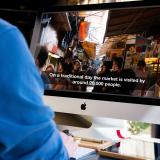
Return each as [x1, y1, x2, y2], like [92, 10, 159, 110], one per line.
[0, 19, 69, 160]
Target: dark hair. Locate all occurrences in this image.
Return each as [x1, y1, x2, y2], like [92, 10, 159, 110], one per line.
[102, 61, 112, 70]
[82, 64, 88, 71]
[73, 59, 81, 65]
[120, 69, 136, 94]
[36, 46, 48, 68]
[57, 60, 65, 70]
[113, 57, 123, 69]
[137, 60, 146, 67]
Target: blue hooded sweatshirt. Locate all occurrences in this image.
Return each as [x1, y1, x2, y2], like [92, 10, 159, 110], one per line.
[0, 19, 69, 160]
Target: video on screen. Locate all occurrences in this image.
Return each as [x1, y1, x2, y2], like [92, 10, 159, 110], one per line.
[35, 7, 160, 99]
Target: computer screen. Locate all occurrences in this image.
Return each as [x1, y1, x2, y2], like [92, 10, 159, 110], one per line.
[32, 2, 160, 124]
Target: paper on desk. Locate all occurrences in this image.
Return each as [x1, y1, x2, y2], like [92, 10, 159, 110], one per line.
[119, 138, 155, 160]
[75, 146, 95, 159]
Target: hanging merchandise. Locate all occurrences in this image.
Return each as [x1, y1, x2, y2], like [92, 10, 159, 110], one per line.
[82, 41, 96, 59]
[136, 36, 147, 52]
[124, 47, 133, 69]
[51, 45, 58, 53]
[136, 35, 147, 60]
[61, 14, 78, 50]
[153, 35, 160, 56]
[145, 47, 152, 58]
[78, 21, 90, 42]
[124, 43, 136, 68]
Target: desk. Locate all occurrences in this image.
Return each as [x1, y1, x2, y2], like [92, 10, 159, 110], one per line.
[79, 153, 117, 160]
[78, 137, 160, 160]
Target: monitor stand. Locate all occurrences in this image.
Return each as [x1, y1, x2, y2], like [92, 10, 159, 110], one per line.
[55, 112, 92, 128]
[56, 113, 128, 142]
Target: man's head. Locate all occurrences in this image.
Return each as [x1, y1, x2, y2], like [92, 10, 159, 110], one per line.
[72, 60, 81, 73]
[101, 61, 112, 73]
[112, 57, 123, 71]
[45, 64, 54, 75]
[137, 60, 146, 71]
[36, 46, 48, 69]
[157, 79, 160, 87]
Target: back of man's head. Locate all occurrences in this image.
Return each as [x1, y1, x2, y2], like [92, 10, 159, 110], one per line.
[36, 46, 48, 69]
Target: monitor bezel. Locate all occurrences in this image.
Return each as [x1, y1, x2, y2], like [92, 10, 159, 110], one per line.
[43, 1, 160, 106]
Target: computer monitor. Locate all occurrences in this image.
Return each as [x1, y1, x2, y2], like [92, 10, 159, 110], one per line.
[31, 1, 160, 124]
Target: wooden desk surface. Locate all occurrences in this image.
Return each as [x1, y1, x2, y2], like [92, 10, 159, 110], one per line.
[78, 153, 123, 160]
[78, 153, 111, 160]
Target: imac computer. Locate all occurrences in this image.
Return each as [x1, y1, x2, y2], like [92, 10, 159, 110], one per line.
[30, 1, 160, 127]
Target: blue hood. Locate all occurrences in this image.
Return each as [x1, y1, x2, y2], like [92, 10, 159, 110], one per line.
[0, 19, 68, 160]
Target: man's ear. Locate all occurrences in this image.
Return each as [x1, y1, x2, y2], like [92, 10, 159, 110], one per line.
[35, 59, 39, 67]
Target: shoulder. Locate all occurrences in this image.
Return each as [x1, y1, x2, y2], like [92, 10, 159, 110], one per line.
[148, 85, 156, 91]
[0, 18, 16, 35]
[0, 18, 29, 55]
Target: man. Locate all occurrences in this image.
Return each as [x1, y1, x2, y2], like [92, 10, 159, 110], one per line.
[111, 57, 123, 73]
[35, 46, 52, 90]
[0, 19, 77, 159]
[72, 60, 81, 74]
[133, 60, 151, 96]
[146, 79, 160, 98]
